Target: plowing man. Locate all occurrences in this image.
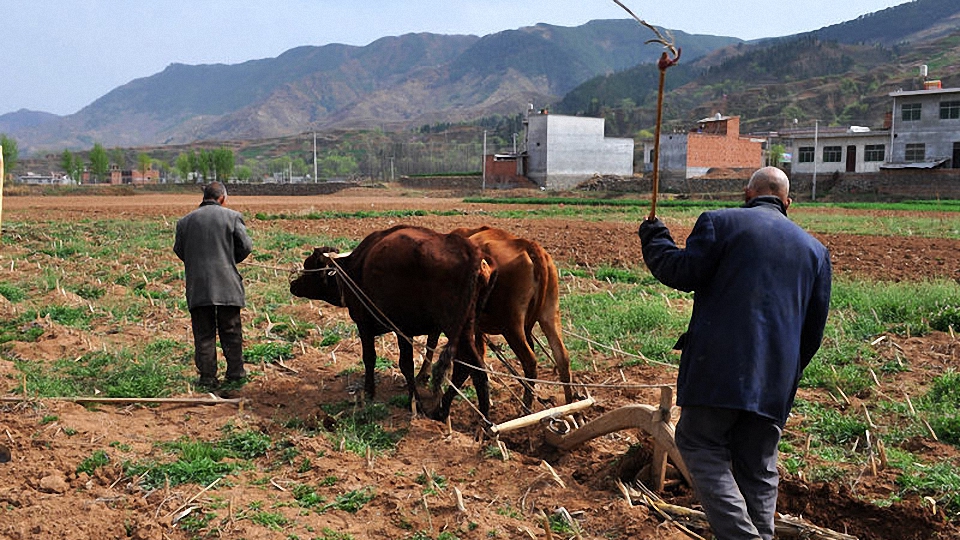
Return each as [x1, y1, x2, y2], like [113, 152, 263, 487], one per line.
[638, 166, 832, 540]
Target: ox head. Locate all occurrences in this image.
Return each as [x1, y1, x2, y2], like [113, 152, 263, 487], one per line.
[289, 247, 351, 306]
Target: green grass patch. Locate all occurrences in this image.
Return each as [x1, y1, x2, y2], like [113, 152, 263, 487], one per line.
[794, 400, 868, 446]
[889, 448, 960, 515]
[321, 401, 404, 456]
[254, 209, 463, 221]
[77, 450, 110, 475]
[240, 504, 290, 530]
[12, 340, 191, 398]
[219, 424, 272, 459]
[560, 284, 688, 366]
[124, 438, 239, 490]
[292, 483, 326, 510]
[0, 282, 27, 302]
[918, 370, 960, 445]
[322, 487, 375, 513]
[244, 342, 294, 364]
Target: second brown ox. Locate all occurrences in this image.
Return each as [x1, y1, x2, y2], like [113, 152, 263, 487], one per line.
[421, 226, 575, 409]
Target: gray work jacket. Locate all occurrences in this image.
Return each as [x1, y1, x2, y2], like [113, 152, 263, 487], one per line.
[174, 200, 253, 309]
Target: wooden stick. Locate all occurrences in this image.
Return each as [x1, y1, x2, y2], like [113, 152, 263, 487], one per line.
[649, 60, 667, 221]
[487, 398, 595, 435]
[0, 396, 245, 406]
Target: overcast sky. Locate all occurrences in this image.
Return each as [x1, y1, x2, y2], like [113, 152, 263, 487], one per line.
[2, 0, 908, 116]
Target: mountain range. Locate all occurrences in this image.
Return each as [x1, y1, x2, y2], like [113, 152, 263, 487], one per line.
[3, 0, 960, 156]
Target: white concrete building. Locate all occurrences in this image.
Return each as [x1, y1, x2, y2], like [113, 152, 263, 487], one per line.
[524, 111, 634, 190]
[784, 125, 890, 175]
[887, 82, 960, 168]
[780, 81, 960, 174]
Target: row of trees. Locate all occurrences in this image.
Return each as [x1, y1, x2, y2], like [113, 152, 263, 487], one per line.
[1, 134, 17, 179]
[4, 126, 499, 185]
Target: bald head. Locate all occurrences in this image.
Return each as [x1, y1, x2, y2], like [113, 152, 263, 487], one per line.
[746, 167, 790, 205]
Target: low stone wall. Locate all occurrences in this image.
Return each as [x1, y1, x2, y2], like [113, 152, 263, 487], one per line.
[791, 170, 960, 201]
[7, 170, 959, 201]
[570, 169, 960, 202]
[397, 175, 537, 190]
[221, 182, 359, 196]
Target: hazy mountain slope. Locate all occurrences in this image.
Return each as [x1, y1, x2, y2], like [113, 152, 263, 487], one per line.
[10, 21, 739, 154]
[14, 0, 957, 156]
[809, 0, 960, 46]
[555, 0, 960, 136]
[0, 109, 60, 133]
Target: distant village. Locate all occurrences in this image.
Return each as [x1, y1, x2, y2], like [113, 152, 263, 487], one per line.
[17, 70, 960, 193]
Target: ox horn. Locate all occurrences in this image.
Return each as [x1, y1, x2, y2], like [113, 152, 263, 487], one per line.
[321, 250, 352, 259]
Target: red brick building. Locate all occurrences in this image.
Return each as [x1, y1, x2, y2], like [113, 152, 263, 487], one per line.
[646, 115, 763, 178]
[109, 164, 159, 184]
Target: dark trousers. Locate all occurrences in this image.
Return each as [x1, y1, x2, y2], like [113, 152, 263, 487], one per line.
[675, 406, 781, 540]
[190, 305, 245, 381]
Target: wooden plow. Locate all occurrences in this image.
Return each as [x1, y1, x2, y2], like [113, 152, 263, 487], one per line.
[485, 389, 860, 540]
[485, 385, 690, 493]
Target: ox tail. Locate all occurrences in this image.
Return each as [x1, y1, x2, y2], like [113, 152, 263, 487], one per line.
[526, 244, 550, 339]
[429, 254, 495, 397]
[476, 256, 497, 314]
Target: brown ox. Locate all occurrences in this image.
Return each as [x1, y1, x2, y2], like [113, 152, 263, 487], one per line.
[422, 226, 574, 409]
[289, 225, 495, 421]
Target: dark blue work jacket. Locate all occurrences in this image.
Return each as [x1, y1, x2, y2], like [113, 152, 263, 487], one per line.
[639, 196, 832, 426]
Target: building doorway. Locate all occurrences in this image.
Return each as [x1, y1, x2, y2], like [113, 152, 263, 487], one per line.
[846, 145, 857, 172]
[953, 142, 960, 168]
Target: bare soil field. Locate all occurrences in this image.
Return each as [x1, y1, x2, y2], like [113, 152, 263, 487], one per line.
[0, 188, 958, 540]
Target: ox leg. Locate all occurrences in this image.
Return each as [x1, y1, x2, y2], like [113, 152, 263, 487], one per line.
[416, 333, 440, 387]
[539, 315, 575, 404]
[397, 337, 422, 414]
[504, 330, 539, 409]
[359, 333, 378, 400]
[435, 337, 491, 421]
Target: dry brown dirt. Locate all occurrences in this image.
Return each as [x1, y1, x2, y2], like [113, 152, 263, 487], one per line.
[0, 188, 958, 540]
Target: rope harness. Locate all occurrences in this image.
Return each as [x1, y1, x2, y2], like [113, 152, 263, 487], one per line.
[244, 259, 678, 417]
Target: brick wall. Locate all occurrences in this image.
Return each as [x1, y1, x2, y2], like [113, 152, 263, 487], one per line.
[686, 132, 763, 169]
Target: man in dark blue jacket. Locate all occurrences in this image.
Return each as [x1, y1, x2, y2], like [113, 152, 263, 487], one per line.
[175, 182, 253, 390]
[638, 166, 831, 540]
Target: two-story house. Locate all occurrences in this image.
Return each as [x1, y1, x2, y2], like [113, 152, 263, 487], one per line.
[887, 80, 960, 168]
[784, 80, 960, 174]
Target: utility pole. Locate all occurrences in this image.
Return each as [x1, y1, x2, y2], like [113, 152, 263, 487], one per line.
[812, 119, 819, 201]
[0, 145, 4, 238]
[313, 132, 318, 183]
[482, 130, 487, 191]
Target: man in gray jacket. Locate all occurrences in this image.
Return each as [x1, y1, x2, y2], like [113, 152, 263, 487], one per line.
[174, 182, 253, 390]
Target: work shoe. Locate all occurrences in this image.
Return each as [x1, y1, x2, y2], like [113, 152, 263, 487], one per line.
[196, 376, 220, 391]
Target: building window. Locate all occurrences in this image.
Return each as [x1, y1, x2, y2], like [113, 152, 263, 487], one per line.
[864, 144, 885, 162]
[902, 103, 922, 121]
[940, 101, 960, 120]
[905, 143, 926, 162]
[823, 146, 842, 163]
[798, 146, 814, 163]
